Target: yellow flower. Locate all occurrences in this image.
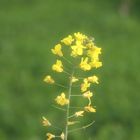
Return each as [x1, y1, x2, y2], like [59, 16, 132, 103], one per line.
[83, 91, 93, 105]
[43, 75, 55, 84]
[75, 111, 84, 117]
[60, 132, 65, 140]
[87, 46, 102, 69]
[42, 116, 51, 126]
[87, 46, 101, 59]
[71, 41, 85, 57]
[83, 91, 93, 98]
[51, 44, 63, 57]
[86, 41, 95, 49]
[84, 105, 96, 112]
[55, 92, 69, 106]
[81, 79, 90, 92]
[90, 60, 102, 68]
[71, 76, 79, 83]
[87, 75, 99, 84]
[74, 32, 87, 42]
[46, 133, 55, 140]
[52, 60, 63, 72]
[61, 35, 74, 46]
[80, 57, 91, 71]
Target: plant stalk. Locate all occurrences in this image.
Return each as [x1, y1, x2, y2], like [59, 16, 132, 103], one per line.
[65, 69, 74, 140]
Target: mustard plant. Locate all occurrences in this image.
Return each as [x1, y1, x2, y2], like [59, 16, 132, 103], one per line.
[42, 32, 102, 140]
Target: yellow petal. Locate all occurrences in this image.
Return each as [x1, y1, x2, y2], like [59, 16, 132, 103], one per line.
[46, 133, 55, 140]
[55, 93, 69, 106]
[81, 79, 91, 92]
[60, 132, 65, 140]
[61, 35, 74, 46]
[52, 60, 63, 72]
[51, 44, 63, 57]
[83, 91, 93, 98]
[84, 105, 96, 112]
[87, 75, 99, 84]
[44, 75, 55, 84]
[75, 111, 84, 117]
[71, 76, 79, 83]
[42, 116, 51, 126]
[80, 57, 91, 71]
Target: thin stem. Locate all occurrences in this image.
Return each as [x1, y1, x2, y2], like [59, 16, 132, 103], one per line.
[72, 85, 81, 87]
[88, 98, 91, 106]
[77, 77, 84, 79]
[68, 121, 95, 133]
[52, 105, 66, 111]
[55, 83, 68, 89]
[62, 56, 73, 65]
[65, 69, 74, 140]
[51, 125, 62, 131]
[69, 106, 83, 109]
[68, 114, 75, 119]
[55, 136, 61, 138]
[63, 70, 71, 76]
[70, 94, 82, 97]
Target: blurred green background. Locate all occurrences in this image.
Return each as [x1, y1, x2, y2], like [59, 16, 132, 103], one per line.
[0, 0, 140, 139]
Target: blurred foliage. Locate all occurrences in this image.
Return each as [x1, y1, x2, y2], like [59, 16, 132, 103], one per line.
[0, 0, 140, 140]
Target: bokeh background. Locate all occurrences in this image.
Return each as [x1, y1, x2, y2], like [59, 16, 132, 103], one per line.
[0, 0, 140, 140]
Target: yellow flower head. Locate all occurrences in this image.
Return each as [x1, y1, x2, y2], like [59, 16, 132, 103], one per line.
[51, 44, 63, 57]
[83, 91, 93, 105]
[55, 92, 69, 106]
[75, 111, 84, 117]
[84, 105, 96, 112]
[74, 32, 87, 42]
[71, 42, 85, 57]
[46, 133, 55, 140]
[61, 35, 74, 46]
[42, 32, 102, 139]
[43, 75, 55, 84]
[87, 46, 101, 59]
[60, 132, 65, 140]
[83, 91, 93, 98]
[42, 116, 51, 126]
[81, 79, 91, 92]
[86, 40, 95, 49]
[80, 57, 91, 71]
[90, 60, 102, 68]
[52, 60, 63, 72]
[87, 75, 99, 84]
[71, 76, 79, 83]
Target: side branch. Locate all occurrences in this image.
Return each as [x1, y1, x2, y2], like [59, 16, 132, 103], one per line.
[68, 121, 95, 133]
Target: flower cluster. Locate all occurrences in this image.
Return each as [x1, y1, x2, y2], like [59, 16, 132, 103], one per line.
[43, 32, 102, 140]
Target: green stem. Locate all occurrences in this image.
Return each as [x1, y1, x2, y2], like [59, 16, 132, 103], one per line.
[55, 83, 68, 89]
[62, 56, 73, 65]
[65, 69, 74, 140]
[68, 121, 95, 133]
